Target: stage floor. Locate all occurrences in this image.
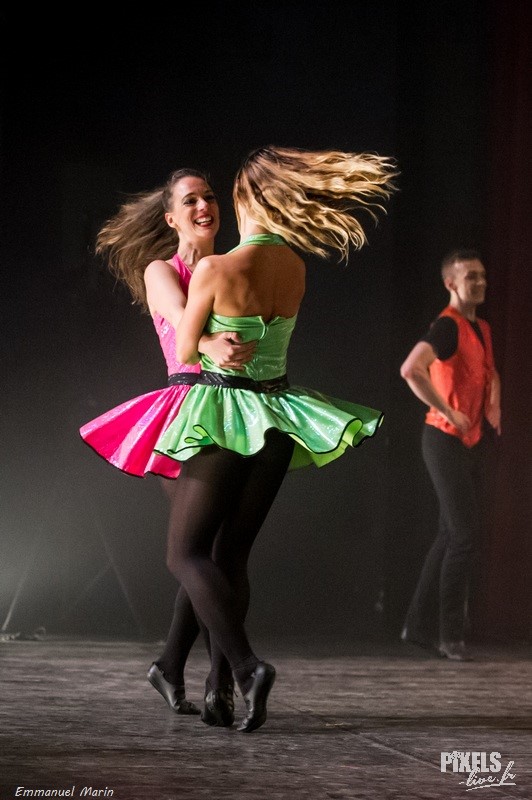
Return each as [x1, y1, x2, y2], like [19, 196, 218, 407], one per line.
[1, 636, 530, 799]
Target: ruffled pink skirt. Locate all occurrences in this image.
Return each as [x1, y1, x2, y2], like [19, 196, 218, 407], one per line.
[79, 385, 192, 478]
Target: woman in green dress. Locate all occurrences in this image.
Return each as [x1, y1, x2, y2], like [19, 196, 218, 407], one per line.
[154, 145, 398, 732]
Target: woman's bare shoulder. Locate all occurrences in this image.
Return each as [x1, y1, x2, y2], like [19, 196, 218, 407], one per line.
[144, 258, 175, 278]
[195, 252, 236, 276]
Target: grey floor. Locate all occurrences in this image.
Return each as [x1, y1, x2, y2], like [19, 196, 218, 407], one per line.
[1, 636, 530, 800]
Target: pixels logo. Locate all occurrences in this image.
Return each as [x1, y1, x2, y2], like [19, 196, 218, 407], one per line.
[440, 751, 517, 791]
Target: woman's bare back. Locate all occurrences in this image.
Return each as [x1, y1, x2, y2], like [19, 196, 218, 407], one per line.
[209, 244, 306, 321]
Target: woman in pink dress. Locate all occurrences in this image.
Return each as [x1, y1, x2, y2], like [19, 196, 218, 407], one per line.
[80, 168, 255, 720]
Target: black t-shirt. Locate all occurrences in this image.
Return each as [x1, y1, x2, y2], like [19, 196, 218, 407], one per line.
[421, 316, 485, 361]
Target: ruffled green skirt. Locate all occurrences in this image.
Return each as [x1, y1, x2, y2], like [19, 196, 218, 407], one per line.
[154, 383, 383, 471]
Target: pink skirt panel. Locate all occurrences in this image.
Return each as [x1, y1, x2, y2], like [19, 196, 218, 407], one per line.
[79, 385, 191, 478]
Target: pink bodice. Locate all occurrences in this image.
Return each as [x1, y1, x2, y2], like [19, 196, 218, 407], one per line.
[151, 253, 201, 376]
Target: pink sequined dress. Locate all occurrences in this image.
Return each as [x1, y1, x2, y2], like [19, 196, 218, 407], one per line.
[79, 254, 198, 478]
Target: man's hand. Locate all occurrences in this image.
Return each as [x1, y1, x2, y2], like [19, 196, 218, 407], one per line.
[486, 371, 502, 434]
[486, 404, 502, 435]
[200, 332, 257, 370]
[445, 407, 471, 434]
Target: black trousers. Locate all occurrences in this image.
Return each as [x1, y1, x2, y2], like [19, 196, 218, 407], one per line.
[404, 424, 490, 643]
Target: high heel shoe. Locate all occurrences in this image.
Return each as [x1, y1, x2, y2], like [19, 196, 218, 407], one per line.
[147, 663, 201, 715]
[201, 684, 235, 727]
[237, 661, 276, 733]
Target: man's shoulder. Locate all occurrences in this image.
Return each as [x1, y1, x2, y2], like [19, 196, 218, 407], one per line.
[429, 312, 458, 331]
[438, 305, 459, 320]
[422, 314, 458, 361]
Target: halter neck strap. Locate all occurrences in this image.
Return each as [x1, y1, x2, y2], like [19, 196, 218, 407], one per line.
[229, 233, 287, 252]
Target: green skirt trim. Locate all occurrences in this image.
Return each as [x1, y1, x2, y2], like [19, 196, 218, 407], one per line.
[154, 384, 383, 470]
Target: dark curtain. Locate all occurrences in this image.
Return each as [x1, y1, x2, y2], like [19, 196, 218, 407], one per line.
[474, 0, 532, 640]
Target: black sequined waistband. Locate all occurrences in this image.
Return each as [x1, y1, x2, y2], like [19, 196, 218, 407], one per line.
[168, 371, 289, 393]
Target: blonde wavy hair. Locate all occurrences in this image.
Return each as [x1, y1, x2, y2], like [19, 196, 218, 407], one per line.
[95, 168, 211, 310]
[233, 146, 398, 261]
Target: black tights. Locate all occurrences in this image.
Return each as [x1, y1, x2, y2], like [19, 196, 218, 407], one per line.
[158, 430, 294, 695]
[156, 586, 201, 687]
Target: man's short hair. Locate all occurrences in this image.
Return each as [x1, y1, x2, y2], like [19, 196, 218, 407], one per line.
[441, 248, 482, 280]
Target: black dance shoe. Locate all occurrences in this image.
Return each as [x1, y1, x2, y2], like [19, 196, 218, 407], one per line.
[237, 661, 276, 733]
[147, 663, 201, 715]
[438, 640, 474, 662]
[401, 625, 439, 654]
[201, 684, 235, 727]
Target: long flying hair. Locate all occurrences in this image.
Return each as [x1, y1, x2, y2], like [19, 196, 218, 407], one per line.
[233, 146, 398, 262]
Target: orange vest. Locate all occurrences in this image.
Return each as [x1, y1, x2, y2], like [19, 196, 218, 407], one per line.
[425, 305, 495, 448]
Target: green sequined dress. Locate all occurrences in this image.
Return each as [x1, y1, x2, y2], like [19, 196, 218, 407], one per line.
[154, 235, 383, 471]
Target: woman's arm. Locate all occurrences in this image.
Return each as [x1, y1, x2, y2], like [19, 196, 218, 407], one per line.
[174, 257, 217, 365]
[144, 259, 256, 368]
[144, 259, 187, 327]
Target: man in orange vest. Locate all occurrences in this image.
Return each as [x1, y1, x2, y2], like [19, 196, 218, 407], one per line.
[399, 249, 501, 660]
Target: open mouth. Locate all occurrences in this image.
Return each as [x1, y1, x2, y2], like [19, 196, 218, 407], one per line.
[195, 215, 214, 227]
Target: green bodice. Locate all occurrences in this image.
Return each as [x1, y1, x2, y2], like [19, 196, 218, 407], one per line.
[200, 314, 297, 381]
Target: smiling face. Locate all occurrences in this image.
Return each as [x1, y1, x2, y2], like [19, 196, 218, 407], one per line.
[165, 176, 220, 244]
[446, 258, 487, 308]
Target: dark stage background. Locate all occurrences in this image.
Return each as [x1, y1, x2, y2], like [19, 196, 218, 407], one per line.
[1, 1, 530, 643]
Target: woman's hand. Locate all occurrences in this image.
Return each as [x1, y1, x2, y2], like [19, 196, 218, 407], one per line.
[200, 332, 257, 370]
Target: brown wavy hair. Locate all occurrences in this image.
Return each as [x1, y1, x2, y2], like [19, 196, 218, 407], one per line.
[95, 168, 211, 310]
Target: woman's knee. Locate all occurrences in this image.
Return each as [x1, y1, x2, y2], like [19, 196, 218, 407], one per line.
[447, 535, 474, 560]
[166, 540, 190, 581]
[166, 550, 181, 580]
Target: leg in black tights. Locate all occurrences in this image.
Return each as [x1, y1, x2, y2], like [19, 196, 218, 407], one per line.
[166, 430, 294, 696]
[206, 429, 295, 691]
[154, 478, 203, 689]
[155, 586, 202, 686]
